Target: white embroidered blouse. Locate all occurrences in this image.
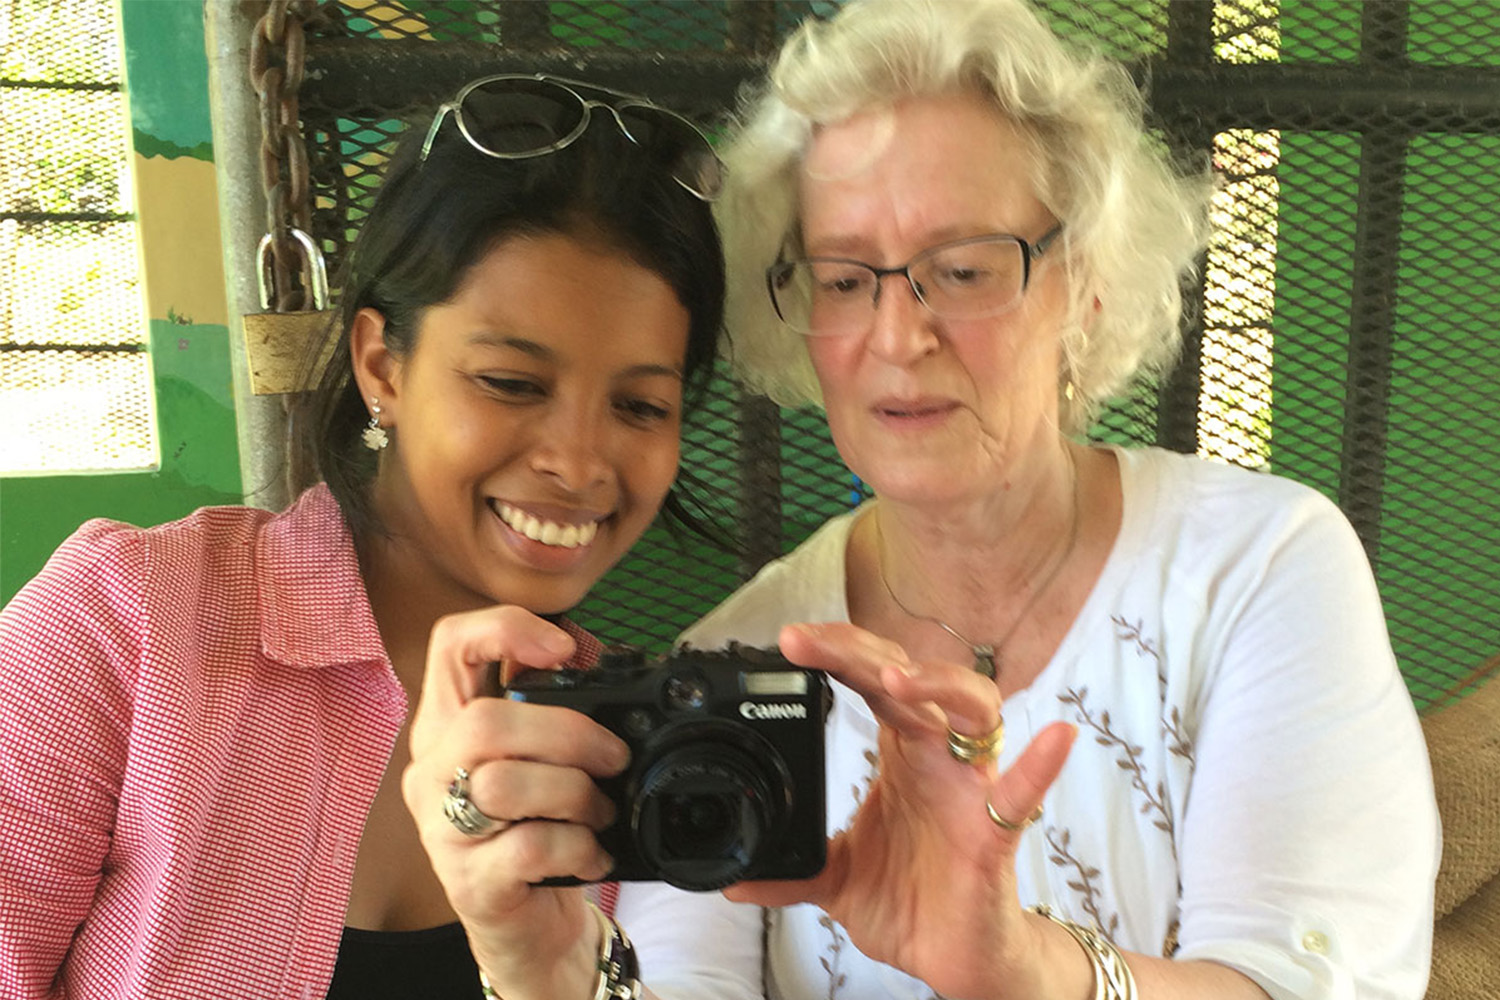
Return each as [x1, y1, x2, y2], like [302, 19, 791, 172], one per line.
[680, 446, 1439, 1000]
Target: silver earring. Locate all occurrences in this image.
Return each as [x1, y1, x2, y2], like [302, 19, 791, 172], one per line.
[362, 398, 389, 451]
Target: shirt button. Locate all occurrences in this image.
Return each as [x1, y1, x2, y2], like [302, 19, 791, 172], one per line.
[1302, 930, 1330, 954]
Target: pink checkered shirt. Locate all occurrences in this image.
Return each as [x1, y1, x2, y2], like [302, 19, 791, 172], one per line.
[0, 486, 601, 999]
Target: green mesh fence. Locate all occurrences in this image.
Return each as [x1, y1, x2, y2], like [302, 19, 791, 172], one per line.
[293, 0, 1500, 710]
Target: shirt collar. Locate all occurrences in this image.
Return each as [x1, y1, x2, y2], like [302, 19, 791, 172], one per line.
[253, 484, 608, 673]
[255, 484, 388, 670]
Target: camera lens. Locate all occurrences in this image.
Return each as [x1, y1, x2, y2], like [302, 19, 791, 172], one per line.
[631, 732, 788, 891]
[659, 792, 737, 858]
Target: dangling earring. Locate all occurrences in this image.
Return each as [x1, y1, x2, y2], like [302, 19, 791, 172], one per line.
[362, 398, 389, 451]
[1061, 323, 1087, 404]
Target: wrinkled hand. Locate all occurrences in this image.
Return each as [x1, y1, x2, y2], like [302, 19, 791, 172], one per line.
[725, 623, 1076, 1000]
[402, 606, 629, 999]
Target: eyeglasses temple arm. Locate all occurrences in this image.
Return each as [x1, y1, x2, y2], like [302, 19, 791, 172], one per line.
[420, 103, 457, 163]
[1033, 224, 1066, 258]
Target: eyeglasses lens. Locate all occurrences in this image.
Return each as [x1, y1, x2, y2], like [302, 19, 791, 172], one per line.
[617, 102, 723, 200]
[770, 237, 1027, 336]
[460, 79, 586, 156]
[450, 79, 720, 200]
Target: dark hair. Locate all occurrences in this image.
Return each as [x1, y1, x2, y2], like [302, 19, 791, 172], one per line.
[290, 98, 726, 543]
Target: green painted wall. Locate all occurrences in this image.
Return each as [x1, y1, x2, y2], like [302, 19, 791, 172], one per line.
[0, 0, 241, 605]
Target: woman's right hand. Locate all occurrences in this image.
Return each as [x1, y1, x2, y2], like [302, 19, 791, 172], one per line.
[401, 605, 630, 1000]
[725, 623, 1081, 1000]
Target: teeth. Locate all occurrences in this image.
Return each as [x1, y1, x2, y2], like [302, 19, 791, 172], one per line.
[497, 503, 598, 549]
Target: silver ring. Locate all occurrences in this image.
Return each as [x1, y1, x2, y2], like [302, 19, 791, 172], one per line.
[443, 766, 509, 839]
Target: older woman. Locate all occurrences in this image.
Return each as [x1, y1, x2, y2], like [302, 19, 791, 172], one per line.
[682, 1, 1439, 999]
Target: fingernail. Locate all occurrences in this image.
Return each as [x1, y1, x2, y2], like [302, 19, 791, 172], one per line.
[541, 629, 573, 654]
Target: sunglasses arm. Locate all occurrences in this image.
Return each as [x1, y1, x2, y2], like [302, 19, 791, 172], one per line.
[420, 103, 458, 163]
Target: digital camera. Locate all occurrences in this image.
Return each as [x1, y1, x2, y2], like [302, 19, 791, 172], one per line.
[505, 643, 831, 891]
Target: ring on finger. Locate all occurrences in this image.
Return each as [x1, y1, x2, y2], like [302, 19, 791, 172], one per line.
[946, 720, 1004, 765]
[986, 798, 1044, 833]
[443, 766, 510, 839]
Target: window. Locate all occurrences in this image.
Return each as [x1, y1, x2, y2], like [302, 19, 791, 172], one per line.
[1, 0, 155, 473]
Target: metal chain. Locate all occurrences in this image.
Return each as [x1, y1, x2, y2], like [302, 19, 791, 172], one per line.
[248, 0, 317, 311]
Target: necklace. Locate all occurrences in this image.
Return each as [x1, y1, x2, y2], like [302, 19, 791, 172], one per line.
[875, 448, 1081, 679]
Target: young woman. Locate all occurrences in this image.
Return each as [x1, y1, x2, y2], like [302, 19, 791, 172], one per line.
[0, 75, 759, 1000]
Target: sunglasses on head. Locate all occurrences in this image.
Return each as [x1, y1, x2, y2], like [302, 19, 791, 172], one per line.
[420, 73, 724, 202]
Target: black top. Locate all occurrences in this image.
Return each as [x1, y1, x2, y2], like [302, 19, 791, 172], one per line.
[325, 922, 485, 1000]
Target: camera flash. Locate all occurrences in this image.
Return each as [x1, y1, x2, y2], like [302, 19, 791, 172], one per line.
[743, 671, 809, 696]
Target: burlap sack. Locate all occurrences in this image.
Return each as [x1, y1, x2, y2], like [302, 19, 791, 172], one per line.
[1428, 875, 1500, 1000]
[1421, 661, 1500, 1000]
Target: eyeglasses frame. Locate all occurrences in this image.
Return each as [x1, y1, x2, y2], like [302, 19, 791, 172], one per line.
[419, 73, 723, 201]
[766, 225, 1066, 334]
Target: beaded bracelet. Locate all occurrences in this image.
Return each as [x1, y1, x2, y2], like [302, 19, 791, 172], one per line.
[478, 901, 642, 1000]
[1030, 904, 1137, 1000]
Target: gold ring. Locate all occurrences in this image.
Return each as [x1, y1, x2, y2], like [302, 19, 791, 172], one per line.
[986, 799, 1043, 832]
[946, 720, 1004, 765]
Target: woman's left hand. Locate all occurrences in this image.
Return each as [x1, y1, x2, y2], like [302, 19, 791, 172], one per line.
[724, 622, 1077, 1000]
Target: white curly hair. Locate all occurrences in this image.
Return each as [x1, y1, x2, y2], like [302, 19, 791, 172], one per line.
[716, 0, 1213, 435]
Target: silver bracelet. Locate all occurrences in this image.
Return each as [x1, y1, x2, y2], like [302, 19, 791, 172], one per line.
[587, 900, 643, 1000]
[1030, 904, 1137, 1000]
[477, 902, 641, 1000]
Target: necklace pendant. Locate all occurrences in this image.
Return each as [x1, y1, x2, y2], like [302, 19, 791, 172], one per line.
[972, 644, 996, 679]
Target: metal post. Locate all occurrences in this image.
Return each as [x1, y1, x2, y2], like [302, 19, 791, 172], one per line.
[1339, 1, 1412, 563]
[736, 394, 785, 579]
[204, 0, 292, 511]
[1152, 0, 1216, 454]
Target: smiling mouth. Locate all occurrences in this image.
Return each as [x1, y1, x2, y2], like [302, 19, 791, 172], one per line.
[494, 502, 600, 549]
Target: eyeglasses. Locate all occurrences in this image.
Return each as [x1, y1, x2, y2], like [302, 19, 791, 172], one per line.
[420, 73, 724, 201]
[766, 227, 1065, 336]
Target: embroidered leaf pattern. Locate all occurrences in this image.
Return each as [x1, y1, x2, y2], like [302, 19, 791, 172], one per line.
[1041, 617, 1195, 956]
[1163, 705, 1195, 763]
[1112, 615, 1165, 688]
[1060, 684, 1178, 862]
[817, 913, 848, 998]
[1043, 825, 1121, 943]
[850, 747, 880, 811]
[1112, 615, 1196, 765]
[1163, 917, 1182, 958]
[823, 748, 877, 996]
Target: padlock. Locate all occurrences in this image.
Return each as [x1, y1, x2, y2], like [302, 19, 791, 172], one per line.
[241, 228, 339, 394]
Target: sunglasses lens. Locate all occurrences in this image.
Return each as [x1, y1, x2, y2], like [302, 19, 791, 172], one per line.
[436, 78, 722, 200]
[618, 103, 724, 200]
[459, 78, 586, 155]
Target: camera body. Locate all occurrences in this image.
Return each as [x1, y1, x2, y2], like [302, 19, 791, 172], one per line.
[505, 643, 831, 891]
